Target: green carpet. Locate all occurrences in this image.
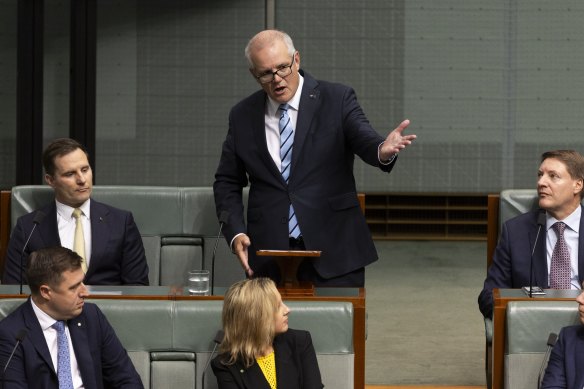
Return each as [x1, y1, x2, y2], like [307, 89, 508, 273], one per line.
[365, 240, 487, 386]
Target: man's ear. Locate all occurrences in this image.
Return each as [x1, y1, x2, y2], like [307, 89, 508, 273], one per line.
[575, 179, 583, 196]
[39, 284, 51, 300]
[44, 174, 54, 188]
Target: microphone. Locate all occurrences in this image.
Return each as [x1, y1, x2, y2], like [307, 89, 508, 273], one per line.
[1, 329, 27, 389]
[537, 332, 558, 388]
[201, 330, 224, 388]
[210, 211, 230, 296]
[20, 211, 46, 294]
[526, 209, 546, 298]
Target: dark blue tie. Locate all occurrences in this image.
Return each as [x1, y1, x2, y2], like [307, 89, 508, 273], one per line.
[279, 104, 300, 238]
[53, 321, 74, 389]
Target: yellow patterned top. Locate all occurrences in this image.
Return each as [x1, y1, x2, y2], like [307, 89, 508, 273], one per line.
[256, 351, 277, 389]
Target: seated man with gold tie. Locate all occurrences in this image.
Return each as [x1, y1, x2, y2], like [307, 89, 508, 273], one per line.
[0, 246, 143, 388]
[478, 150, 584, 318]
[2, 138, 149, 286]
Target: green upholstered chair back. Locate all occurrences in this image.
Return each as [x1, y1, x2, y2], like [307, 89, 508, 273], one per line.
[0, 298, 354, 389]
[505, 300, 580, 389]
[499, 189, 539, 231]
[9, 186, 248, 288]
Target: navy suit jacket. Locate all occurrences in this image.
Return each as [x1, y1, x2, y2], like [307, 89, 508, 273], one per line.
[478, 207, 584, 317]
[211, 329, 323, 389]
[213, 70, 396, 279]
[541, 325, 584, 389]
[0, 299, 143, 389]
[2, 200, 149, 286]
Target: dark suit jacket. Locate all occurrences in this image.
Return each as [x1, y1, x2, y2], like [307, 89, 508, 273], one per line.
[2, 200, 149, 286]
[541, 325, 584, 389]
[211, 329, 323, 389]
[213, 70, 396, 279]
[0, 299, 143, 389]
[478, 207, 584, 317]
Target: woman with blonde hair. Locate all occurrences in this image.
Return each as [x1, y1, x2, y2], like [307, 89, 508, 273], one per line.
[211, 277, 324, 388]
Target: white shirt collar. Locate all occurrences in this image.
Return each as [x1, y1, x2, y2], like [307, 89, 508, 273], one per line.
[30, 298, 59, 331]
[56, 198, 91, 221]
[546, 205, 581, 233]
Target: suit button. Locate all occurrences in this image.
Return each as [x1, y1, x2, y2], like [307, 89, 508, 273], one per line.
[280, 217, 287, 224]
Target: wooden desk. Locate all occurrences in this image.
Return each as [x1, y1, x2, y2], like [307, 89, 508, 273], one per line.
[492, 288, 578, 389]
[0, 285, 366, 389]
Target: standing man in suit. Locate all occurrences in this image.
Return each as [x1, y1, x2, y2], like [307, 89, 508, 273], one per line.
[540, 286, 584, 389]
[478, 150, 584, 318]
[213, 29, 416, 287]
[0, 246, 143, 388]
[2, 138, 149, 286]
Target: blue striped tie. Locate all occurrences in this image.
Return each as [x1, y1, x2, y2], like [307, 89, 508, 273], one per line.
[53, 321, 74, 389]
[279, 104, 300, 238]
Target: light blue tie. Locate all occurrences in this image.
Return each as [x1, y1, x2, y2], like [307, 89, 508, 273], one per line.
[279, 104, 300, 238]
[53, 321, 74, 389]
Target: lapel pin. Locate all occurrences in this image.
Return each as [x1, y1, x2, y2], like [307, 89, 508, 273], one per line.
[77, 322, 82, 327]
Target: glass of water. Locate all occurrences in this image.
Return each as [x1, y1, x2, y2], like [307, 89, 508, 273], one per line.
[188, 270, 210, 296]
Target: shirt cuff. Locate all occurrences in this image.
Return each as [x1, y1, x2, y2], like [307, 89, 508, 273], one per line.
[230, 233, 245, 253]
[378, 142, 397, 165]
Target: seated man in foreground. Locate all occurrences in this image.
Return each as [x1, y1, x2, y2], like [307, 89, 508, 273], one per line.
[478, 150, 584, 318]
[541, 286, 584, 388]
[2, 137, 149, 285]
[0, 246, 143, 388]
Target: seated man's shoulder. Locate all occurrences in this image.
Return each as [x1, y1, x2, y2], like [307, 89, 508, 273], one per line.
[90, 200, 138, 225]
[17, 202, 53, 221]
[561, 324, 584, 340]
[91, 199, 131, 215]
[504, 209, 539, 227]
[78, 302, 103, 318]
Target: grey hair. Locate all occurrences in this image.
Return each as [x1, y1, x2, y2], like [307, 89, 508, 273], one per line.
[244, 30, 296, 68]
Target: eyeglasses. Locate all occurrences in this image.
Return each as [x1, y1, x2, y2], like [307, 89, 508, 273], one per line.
[254, 56, 295, 84]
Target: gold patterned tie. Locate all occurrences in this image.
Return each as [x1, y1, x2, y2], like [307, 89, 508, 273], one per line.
[72, 208, 87, 273]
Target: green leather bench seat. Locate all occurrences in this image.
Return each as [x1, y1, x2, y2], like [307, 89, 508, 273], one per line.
[9, 186, 248, 287]
[0, 298, 354, 389]
[505, 300, 580, 389]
